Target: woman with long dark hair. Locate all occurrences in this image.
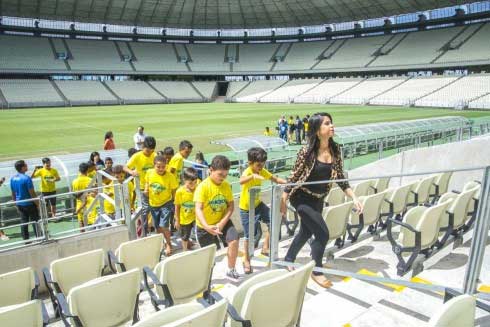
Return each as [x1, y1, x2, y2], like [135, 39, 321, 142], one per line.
[280, 112, 362, 288]
[103, 131, 115, 150]
[90, 151, 105, 170]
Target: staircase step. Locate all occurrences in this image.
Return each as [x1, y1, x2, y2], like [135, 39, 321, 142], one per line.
[50, 80, 69, 105]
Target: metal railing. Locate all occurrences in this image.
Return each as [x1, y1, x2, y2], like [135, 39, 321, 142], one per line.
[0, 171, 144, 252]
[254, 165, 490, 297]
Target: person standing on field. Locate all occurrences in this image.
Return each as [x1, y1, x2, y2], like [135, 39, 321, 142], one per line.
[133, 126, 146, 151]
[104, 131, 116, 150]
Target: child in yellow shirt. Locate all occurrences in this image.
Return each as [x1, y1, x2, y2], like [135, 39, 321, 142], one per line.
[72, 163, 92, 229]
[31, 157, 61, 218]
[75, 188, 99, 231]
[145, 155, 179, 256]
[167, 140, 193, 180]
[174, 167, 198, 251]
[87, 161, 97, 179]
[263, 127, 272, 136]
[104, 165, 135, 219]
[124, 136, 156, 235]
[194, 155, 239, 280]
[239, 147, 286, 274]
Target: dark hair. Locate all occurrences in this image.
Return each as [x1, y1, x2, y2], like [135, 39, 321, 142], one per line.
[90, 151, 101, 163]
[163, 146, 175, 156]
[183, 167, 199, 181]
[42, 157, 50, 164]
[247, 147, 268, 163]
[128, 148, 138, 158]
[87, 161, 96, 169]
[144, 136, 156, 149]
[195, 151, 205, 162]
[112, 165, 124, 175]
[79, 162, 89, 174]
[105, 157, 113, 163]
[210, 155, 231, 170]
[179, 140, 193, 151]
[265, 127, 270, 130]
[305, 112, 339, 163]
[104, 131, 113, 140]
[154, 155, 166, 164]
[14, 160, 26, 173]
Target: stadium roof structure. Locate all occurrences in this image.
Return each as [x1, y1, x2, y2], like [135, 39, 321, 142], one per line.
[333, 116, 471, 145]
[0, 0, 479, 29]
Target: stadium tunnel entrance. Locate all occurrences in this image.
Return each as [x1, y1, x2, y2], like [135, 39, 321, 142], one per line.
[217, 81, 229, 96]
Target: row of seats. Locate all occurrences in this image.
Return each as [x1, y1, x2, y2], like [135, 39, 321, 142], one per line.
[415, 74, 490, 108]
[388, 178, 480, 275]
[260, 79, 323, 103]
[1, 23, 489, 74]
[0, 79, 65, 108]
[0, 80, 216, 108]
[54, 81, 118, 106]
[0, 235, 479, 326]
[0, 76, 487, 109]
[228, 74, 490, 109]
[233, 80, 286, 102]
[314, 173, 480, 276]
[0, 236, 314, 327]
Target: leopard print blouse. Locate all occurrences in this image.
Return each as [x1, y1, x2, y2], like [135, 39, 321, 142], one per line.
[284, 144, 350, 198]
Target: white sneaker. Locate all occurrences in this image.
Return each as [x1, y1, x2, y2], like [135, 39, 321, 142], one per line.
[226, 268, 240, 281]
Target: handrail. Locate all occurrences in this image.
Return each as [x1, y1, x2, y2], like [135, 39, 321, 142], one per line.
[263, 164, 489, 298]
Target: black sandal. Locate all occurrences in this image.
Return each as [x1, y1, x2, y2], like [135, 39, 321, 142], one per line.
[243, 262, 253, 274]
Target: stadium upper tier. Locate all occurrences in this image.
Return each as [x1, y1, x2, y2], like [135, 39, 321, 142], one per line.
[1, 23, 490, 74]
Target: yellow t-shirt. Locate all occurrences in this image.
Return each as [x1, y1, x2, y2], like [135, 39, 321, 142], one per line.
[85, 195, 99, 225]
[146, 169, 178, 207]
[194, 178, 233, 228]
[263, 130, 272, 137]
[33, 167, 60, 193]
[127, 151, 156, 190]
[167, 152, 184, 178]
[104, 181, 136, 214]
[304, 122, 309, 132]
[239, 167, 272, 210]
[103, 184, 116, 214]
[72, 175, 92, 221]
[174, 186, 196, 225]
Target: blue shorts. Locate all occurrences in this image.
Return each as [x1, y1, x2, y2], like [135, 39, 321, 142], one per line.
[240, 202, 270, 240]
[150, 202, 174, 230]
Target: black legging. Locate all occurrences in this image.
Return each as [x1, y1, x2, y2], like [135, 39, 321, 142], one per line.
[285, 191, 329, 276]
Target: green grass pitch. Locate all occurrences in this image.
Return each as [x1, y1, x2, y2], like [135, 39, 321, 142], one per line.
[1, 103, 489, 160]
